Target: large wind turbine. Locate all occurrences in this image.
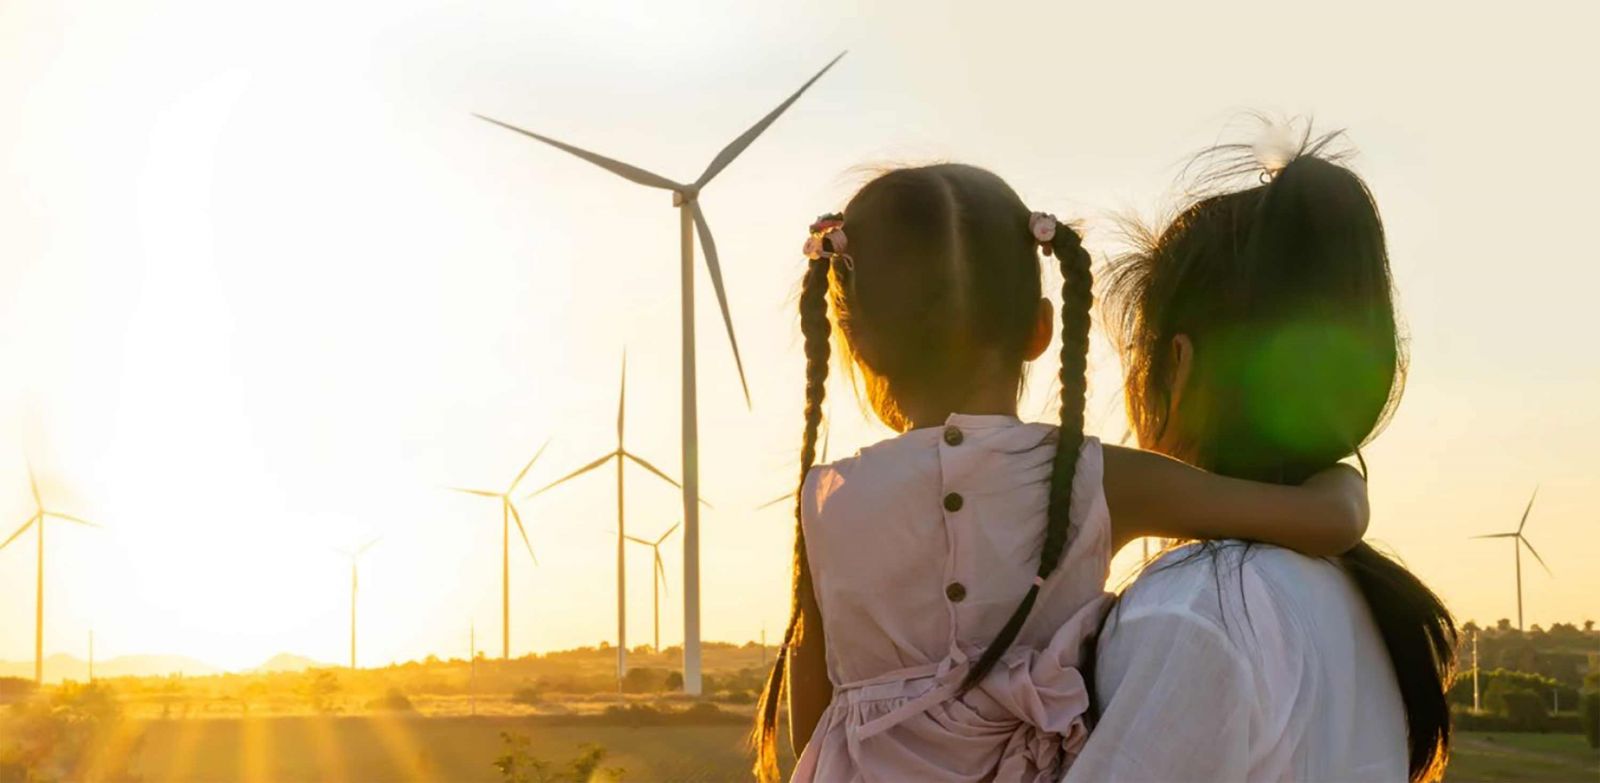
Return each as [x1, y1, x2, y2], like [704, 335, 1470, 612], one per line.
[335, 537, 380, 669]
[1472, 488, 1551, 631]
[2, 465, 99, 683]
[624, 522, 679, 653]
[529, 354, 697, 686]
[449, 441, 548, 659]
[477, 53, 845, 694]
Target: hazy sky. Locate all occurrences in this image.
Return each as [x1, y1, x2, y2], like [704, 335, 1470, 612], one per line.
[1, 0, 1596, 670]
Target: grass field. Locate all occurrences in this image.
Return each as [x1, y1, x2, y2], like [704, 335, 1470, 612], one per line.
[61, 716, 1600, 782]
[1445, 731, 1599, 782]
[118, 715, 780, 783]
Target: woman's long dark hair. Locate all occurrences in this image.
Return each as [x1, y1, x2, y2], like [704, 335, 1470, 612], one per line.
[1104, 129, 1457, 782]
[750, 165, 1094, 781]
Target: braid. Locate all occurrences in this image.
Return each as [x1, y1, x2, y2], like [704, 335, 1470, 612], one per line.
[752, 254, 833, 783]
[959, 224, 1093, 693]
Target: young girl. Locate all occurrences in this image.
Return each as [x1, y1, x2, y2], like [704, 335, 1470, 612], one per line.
[753, 163, 1371, 783]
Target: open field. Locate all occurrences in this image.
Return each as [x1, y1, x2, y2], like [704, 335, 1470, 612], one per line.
[125, 716, 769, 783]
[67, 719, 1600, 782]
[1445, 732, 1599, 782]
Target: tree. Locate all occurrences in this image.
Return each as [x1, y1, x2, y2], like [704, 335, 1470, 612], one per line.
[300, 671, 342, 713]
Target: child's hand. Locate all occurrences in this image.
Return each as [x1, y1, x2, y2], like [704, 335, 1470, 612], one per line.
[1299, 463, 1369, 553]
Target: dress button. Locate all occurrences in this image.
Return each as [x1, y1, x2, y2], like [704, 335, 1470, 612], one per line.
[946, 582, 967, 602]
[943, 426, 964, 446]
[943, 492, 964, 512]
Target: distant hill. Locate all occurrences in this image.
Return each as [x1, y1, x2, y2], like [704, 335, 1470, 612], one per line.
[0, 653, 222, 683]
[249, 653, 334, 673]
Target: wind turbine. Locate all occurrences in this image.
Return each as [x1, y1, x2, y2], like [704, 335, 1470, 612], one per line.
[2, 464, 99, 683]
[756, 423, 830, 511]
[1471, 488, 1551, 631]
[448, 441, 549, 659]
[529, 354, 700, 686]
[477, 52, 845, 694]
[335, 537, 380, 670]
[624, 522, 679, 654]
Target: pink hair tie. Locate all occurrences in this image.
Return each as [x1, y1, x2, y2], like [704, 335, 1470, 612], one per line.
[1028, 212, 1058, 257]
[803, 213, 852, 268]
[1032, 575, 1046, 588]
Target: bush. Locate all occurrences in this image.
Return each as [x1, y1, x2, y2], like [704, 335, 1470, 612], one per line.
[1485, 679, 1549, 730]
[511, 686, 543, 706]
[1581, 691, 1599, 749]
[0, 677, 36, 705]
[368, 687, 415, 712]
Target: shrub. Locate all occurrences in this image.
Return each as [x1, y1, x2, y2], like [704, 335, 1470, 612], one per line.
[1581, 691, 1599, 749]
[1485, 679, 1549, 730]
[0, 677, 36, 705]
[368, 687, 415, 712]
[493, 733, 625, 782]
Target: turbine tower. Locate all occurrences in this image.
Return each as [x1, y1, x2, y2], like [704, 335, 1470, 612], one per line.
[624, 522, 679, 653]
[1471, 488, 1551, 630]
[2, 464, 99, 683]
[335, 537, 380, 669]
[449, 441, 548, 659]
[530, 354, 698, 686]
[477, 53, 844, 693]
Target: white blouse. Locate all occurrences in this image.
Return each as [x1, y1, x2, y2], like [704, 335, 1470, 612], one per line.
[1065, 543, 1409, 783]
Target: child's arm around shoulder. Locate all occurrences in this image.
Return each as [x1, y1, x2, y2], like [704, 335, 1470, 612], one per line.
[1101, 444, 1368, 555]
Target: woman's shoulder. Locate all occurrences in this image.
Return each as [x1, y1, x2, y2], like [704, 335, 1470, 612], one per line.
[1118, 542, 1336, 643]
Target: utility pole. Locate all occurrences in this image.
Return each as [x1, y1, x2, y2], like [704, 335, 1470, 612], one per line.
[1472, 630, 1481, 713]
[470, 624, 478, 718]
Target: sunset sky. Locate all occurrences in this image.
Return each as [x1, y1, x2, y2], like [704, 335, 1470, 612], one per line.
[1, 0, 1596, 671]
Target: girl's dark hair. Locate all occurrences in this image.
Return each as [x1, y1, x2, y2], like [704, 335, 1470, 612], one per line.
[750, 164, 1094, 781]
[1104, 128, 1457, 782]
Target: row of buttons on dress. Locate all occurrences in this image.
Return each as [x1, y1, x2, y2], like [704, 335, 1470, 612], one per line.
[943, 425, 966, 603]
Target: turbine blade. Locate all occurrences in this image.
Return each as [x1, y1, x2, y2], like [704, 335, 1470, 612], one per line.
[618, 351, 627, 447]
[621, 451, 681, 489]
[448, 487, 502, 499]
[623, 534, 653, 546]
[509, 439, 553, 495]
[1520, 536, 1552, 575]
[357, 537, 381, 556]
[44, 512, 99, 528]
[1, 516, 38, 550]
[656, 553, 668, 595]
[656, 522, 680, 545]
[1471, 533, 1518, 539]
[691, 201, 751, 408]
[821, 424, 831, 462]
[473, 114, 682, 191]
[1517, 487, 1538, 534]
[526, 452, 616, 498]
[693, 52, 847, 188]
[508, 502, 537, 566]
[27, 462, 41, 509]
[756, 491, 796, 511]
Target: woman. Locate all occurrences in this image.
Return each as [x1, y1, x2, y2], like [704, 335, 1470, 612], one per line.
[1065, 133, 1457, 782]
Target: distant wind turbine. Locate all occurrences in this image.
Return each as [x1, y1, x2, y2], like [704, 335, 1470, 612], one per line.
[476, 52, 845, 694]
[449, 441, 549, 659]
[756, 422, 830, 511]
[1471, 488, 1551, 630]
[2, 464, 100, 683]
[335, 537, 380, 669]
[529, 354, 702, 686]
[624, 522, 679, 653]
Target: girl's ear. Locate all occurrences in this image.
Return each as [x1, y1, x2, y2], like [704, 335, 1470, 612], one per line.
[1024, 297, 1054, 361]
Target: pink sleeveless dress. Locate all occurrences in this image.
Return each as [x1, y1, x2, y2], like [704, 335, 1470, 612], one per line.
[793, 414, 1114, 783]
